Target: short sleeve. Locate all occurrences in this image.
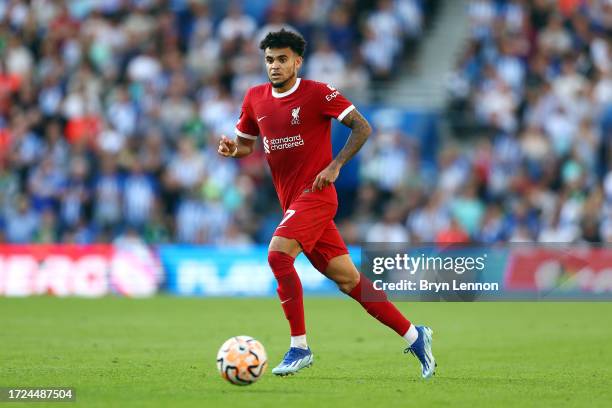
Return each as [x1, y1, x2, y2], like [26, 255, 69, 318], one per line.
[318, 83, 355, 121]
[235, 89, 260, 140]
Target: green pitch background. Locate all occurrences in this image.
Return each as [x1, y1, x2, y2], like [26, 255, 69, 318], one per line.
[1, 297, 611, 407]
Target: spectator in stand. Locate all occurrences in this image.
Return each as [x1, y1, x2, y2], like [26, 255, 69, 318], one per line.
[123, 160, 156, 229]
[218, 2, 257, 44]
[93, 155, 123, 231]
[4, 195, 39, 243]
[367, 201, 410, 242]
[305, 38, 347, 89]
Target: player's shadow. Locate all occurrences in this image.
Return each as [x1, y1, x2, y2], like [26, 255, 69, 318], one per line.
[435, 376, 547, 385]
[212, 388, 304, 394]
[305, 376, 377, 382]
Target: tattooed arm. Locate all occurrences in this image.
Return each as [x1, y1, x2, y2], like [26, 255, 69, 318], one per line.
[334, 109, 373, 167]
[312, 109, 372, 191]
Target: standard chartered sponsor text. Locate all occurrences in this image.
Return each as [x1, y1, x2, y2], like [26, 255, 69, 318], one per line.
[270, 135, 304, 151]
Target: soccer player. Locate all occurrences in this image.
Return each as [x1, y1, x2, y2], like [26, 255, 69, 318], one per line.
[218, 29, 435, 379]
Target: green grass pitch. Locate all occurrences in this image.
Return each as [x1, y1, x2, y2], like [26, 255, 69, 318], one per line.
[1, 297, 611, 407]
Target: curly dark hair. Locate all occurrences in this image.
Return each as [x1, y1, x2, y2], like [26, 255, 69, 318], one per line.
[259, 29, 306, 57]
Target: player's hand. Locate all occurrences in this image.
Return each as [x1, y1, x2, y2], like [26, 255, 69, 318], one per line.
[312, 163, 340, 191]
[218, 135, 237, 157]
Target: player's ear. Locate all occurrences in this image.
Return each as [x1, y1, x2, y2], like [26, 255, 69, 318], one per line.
[294, 55, 303, 71]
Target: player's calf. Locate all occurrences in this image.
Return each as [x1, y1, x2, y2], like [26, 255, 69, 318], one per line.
[268, 251, 306, 338]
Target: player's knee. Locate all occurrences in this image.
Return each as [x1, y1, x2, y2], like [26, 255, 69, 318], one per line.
[269, 236, 302, 258]
[268, 250, 295, 278]
[336, 273, 360, 294]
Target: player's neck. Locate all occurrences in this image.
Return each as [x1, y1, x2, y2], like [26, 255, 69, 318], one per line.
[275, 76, 298, 94]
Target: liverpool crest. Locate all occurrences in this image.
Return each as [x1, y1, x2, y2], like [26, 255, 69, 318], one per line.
[291, 107, 301, 125]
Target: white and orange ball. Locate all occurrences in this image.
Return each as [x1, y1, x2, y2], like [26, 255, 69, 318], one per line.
[216, 336, 267, 385]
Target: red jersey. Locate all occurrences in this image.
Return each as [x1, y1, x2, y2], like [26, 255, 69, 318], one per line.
[235, 78, 354, 211]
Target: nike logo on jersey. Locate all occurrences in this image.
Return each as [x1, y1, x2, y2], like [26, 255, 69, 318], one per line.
[257, 116, 267, 122]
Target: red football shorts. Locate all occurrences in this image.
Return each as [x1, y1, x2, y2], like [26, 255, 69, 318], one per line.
[273, 194, 349, 272]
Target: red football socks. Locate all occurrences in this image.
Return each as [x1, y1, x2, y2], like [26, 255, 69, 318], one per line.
[268, 253, 411, 338]
[268, 251, 306, 336]
[348, 273, 411, 336]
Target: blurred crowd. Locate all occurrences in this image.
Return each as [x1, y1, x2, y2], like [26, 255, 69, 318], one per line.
[6, 0, 609, 247]
[438, 0, 612, 243]
[0, 0, 430, 245]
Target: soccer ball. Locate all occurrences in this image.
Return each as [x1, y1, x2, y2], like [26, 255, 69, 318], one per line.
[216, 336, 267, 385]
